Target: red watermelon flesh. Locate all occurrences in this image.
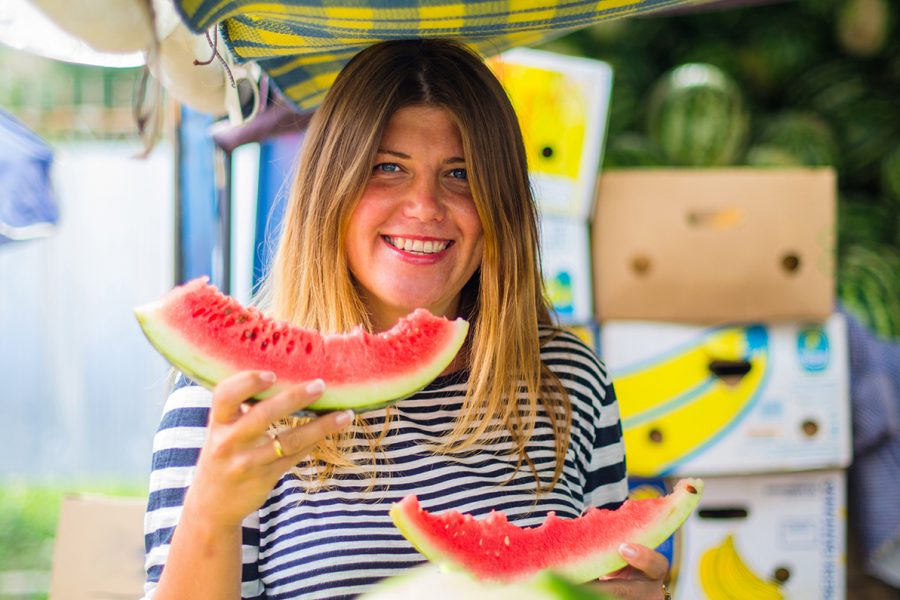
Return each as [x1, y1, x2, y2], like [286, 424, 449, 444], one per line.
[134, 277, 469, 412]
[390, 478, 703, 583]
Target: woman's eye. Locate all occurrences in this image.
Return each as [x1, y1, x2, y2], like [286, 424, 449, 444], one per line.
[374, 162, 400, 173]
[448, 168, 468, 181]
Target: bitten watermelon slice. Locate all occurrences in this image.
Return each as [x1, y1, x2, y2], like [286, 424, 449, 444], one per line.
[390, 478, 703, 584]
[134, 277, 469, 412]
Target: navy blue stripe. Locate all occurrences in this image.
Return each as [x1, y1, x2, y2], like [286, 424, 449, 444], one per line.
[147, 487, 187, 511]
[158, 406, 209, 430]
[151, 447, 201, 469]
[586, 461, 628, 495]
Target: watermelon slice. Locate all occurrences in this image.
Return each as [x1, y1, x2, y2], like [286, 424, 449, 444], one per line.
[390, 478, 703, 584]
[133, 277, 469, 412]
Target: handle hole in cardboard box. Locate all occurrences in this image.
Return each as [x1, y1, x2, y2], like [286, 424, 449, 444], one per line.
[801, 419, 819, 437]
[631, 255, 651, 276]
[781, 252, 801, 274]
[708, 359, 752, 385]
[697, 507, 749, 520]
[773, 566, 792, 583]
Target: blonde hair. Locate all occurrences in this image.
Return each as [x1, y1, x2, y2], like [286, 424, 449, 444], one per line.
[258, 39, 571, 492]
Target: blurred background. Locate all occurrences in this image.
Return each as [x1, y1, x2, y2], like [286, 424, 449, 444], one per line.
[0, 0, 897, 598]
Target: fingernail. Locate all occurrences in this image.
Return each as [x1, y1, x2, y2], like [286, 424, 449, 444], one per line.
[619, 543, 637, 559]
[259, 371, 276, 383]
[306, 378, 325, 395]
[334, 409, 354, 426]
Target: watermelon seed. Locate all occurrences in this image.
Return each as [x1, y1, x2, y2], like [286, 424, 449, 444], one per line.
[305, 342, 313, 354]
[286, 340, 295, 353]
[237, 314, 249, 323]
[478, 539, 483, 546]
[242, 330, 252, 340]
[223, 307, 233, 315]
[223, 317, 235, 327]
[687, 485, 697, 494]
[261, 340, 269, 350]
[250, 328, 259, 341]
[272, 331, 280, 344]
[504, 536, 510, 546]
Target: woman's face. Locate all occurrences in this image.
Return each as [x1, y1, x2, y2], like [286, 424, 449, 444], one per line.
[345, 105, 484, 331]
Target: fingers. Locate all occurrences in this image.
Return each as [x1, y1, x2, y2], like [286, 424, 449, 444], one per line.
[618, 544, 669, 582]
[210, 371, 277, 424]
[269, 410, 355, 466]
[237, 378, 328, 434]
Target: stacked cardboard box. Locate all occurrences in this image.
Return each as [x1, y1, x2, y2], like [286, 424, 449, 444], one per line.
[595, 169, 849, 599]
[489, 48, 613, 330]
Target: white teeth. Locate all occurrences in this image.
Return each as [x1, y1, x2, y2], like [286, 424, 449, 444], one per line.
[386, 236, 449, 254]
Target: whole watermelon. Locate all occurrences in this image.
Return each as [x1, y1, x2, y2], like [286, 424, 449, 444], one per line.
[749, 112, 840, 168]
[646, 63, 749, 167]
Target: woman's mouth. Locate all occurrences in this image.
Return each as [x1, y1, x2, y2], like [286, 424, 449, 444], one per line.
[383, 236, 453, 255]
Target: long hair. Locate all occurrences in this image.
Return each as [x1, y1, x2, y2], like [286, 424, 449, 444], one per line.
[258, 38, 571, 491]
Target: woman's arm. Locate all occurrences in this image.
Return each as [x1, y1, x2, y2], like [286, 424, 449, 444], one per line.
[149, 371, 353, 599]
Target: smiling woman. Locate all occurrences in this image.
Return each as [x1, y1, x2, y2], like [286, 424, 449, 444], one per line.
[141, 39, 663, 600]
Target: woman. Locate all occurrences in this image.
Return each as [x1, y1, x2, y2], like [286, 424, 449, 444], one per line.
[143, 39, 669, 599]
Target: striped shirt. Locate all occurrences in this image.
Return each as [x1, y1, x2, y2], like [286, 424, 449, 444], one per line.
[142, 329, 627, 599]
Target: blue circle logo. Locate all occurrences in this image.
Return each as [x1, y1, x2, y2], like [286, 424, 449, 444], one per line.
[797, 327, 829, 372]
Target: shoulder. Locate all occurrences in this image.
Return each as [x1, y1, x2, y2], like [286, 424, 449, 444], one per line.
[539, 327, 613, 402]
[158, 377, 212, 428]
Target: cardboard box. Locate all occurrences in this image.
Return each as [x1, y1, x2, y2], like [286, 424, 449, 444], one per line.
[601, 313, 851, 477]
[671, 470, 846, 600]
[540, 215, 594, 324]
[489, 48, 612, 220]
[49, 495, 146, 599]
[592, 169, 836, 323]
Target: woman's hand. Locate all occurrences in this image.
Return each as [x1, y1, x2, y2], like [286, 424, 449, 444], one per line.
[185, 370, 354, 531]
[588, 543, 670, 599]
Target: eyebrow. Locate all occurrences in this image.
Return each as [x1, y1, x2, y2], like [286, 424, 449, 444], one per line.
[376, 147, 465, 164]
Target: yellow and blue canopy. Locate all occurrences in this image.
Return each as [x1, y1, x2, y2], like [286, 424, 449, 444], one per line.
[172, 0, 704, 109]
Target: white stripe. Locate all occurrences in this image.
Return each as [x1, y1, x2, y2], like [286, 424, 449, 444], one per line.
[153, 426, 207, 450]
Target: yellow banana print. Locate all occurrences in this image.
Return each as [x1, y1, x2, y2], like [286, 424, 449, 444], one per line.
[613, 326, 769, 476]
[700, 534, 783, 599]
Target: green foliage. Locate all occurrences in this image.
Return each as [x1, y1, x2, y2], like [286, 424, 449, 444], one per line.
[0, 483, 147, 598]
[0, 486, 61, 573]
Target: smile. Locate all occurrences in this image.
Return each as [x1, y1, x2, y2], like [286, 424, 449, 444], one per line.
[384, 236, 452, 255]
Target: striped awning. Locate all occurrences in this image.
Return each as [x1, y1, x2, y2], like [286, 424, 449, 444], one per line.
[172, 1, 704, 110]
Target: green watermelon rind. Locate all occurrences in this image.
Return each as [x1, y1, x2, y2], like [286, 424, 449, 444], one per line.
[390, 478, 703, 584]
[134, 300, 469, 413]
[360, 565, 618, 600]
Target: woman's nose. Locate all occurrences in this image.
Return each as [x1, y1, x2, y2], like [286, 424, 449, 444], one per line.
[403, 176, 445, 221]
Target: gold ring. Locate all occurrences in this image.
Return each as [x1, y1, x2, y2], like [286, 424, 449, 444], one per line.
[662, 583, 671, 600]
[269, 432, 285, 459]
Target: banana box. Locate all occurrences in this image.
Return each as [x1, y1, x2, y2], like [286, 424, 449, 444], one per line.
[601, 314, 850, 477]
[540, 214, 594, 324]
[489, 48, 612, 220]
[671, 470, 846, 600]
